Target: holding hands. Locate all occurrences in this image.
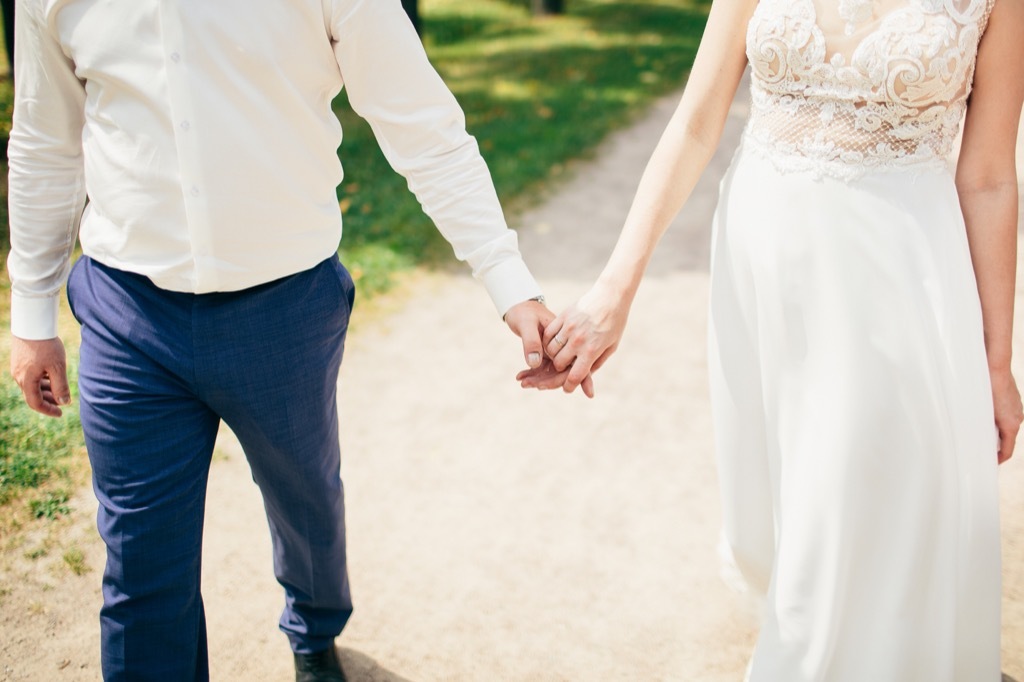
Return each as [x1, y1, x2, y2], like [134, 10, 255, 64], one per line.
[504, 297, 595, 399]
[515, 280, 633, 397]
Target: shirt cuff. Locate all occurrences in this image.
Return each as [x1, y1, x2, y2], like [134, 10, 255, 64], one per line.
[479, 257, 543, 319]
[11, 292, 61, 340]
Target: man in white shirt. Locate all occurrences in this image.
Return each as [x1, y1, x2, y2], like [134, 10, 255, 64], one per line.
[7, 1, 564, 680]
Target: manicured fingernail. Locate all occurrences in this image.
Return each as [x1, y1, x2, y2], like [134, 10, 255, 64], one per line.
[528, 352, 541, 367]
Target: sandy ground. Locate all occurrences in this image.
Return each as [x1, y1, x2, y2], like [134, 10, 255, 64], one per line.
[2, 82, 1024, 681]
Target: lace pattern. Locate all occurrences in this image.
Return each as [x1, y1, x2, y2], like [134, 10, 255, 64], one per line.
[744, 0, 995, 180]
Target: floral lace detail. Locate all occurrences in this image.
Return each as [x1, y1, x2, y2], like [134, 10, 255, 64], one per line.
[839, 0, 876, 35]
[744, 0, 995, 181]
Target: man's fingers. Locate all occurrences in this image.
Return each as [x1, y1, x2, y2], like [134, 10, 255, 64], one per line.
[517, 361, 561, 383]
[19, 377, 44, 411]
[518, 320, 544, 369]
[10, 336, 70, 418]
[38, 378, 61, 406]
[519, 361, 595, 398]
[47, 365, 73, 406]
[521, 368, 571, 391]
[506, 301, 558, 369]
[21, 377, 62, 417]
[518, 356, 564, 382]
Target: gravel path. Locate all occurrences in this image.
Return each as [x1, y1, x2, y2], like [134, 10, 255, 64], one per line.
[2, 82, 1022, 682]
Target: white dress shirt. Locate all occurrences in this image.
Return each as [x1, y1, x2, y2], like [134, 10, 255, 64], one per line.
[8, 0, 542, 340]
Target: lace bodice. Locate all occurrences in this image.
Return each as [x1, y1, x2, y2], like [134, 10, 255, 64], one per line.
[743, 0, 995, 179]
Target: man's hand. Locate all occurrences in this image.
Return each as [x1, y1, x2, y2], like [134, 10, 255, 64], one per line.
[504, 298, 594, 398]
[10, 336, 72, 417]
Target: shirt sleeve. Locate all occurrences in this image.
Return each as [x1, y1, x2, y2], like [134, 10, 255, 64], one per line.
[327, 0, 542, 317]
[7, 0, 87, 340]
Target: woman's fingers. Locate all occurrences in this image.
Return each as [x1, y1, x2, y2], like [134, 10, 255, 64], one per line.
[998, 415, 1021, 463]
[590, 346, 617, 374]
[543, 315, 565, 346]
[580, 373, 595, 398]
[546, 331, 572, 365]
[529, 290, 628, 396]
[989, 369, 1022, 465]
[563, 358, 594, 395]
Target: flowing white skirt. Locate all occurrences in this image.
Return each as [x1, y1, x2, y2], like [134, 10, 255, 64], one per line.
[708, 147, 1002, 681]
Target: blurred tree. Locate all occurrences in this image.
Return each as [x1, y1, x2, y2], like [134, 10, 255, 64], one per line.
[402, 0, 422, 35]
[532, 0, 565, 14]
[2, 0, 13, 77]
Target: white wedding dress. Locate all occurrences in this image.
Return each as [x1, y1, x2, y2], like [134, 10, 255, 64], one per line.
[708, 0, 1002, 679]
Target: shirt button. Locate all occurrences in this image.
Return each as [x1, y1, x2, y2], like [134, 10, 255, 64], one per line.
[170, 52, 181, 63]
[190, 186, 200, 197]
[179, 120, 191, 131]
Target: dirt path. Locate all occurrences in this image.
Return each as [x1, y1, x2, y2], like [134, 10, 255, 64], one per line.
[2, 84, 1023, 681]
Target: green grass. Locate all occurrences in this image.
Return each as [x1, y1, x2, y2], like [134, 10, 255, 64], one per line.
[62, 546, 89, 575]
[0, 378, 81, 507]
[335, 0, 708, 293]
[0, 0, 708, 515]
[29, 490, 72, 520]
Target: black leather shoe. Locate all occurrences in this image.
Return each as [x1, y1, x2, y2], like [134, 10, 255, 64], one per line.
[294, 645, 347, 682]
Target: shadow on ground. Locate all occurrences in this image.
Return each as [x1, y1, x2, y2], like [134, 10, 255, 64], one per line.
[340, 649, 417, 682]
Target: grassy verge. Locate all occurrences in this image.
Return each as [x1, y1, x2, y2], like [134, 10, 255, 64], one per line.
[336, 0, 708, 294]
[0, 0, 708, 524]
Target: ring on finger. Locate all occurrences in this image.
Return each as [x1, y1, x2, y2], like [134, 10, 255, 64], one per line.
[553, 335, 567, 347]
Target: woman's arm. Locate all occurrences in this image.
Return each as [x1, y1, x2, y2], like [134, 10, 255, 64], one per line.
[955, 0, 1024, 463]
[520, 0, 759, 394]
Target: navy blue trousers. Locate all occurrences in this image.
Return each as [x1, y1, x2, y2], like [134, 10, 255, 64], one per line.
[67, 255, 356, 681]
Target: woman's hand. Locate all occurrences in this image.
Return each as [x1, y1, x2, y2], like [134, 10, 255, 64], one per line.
[991, 366, 1023, 464]
[517, 281, 632, 396]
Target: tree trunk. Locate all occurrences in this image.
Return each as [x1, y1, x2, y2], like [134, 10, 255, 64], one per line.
[531, 0, 565, 15]
[401, 0, 422, 35]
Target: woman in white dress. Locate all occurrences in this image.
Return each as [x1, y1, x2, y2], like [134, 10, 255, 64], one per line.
[519, 0, 1024, 678]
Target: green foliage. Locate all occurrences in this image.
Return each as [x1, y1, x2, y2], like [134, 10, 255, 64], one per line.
[23, 546, 48, 560]
[333, 0, 707, 292]
[0, 378, 81, 506]
[62, 546, 89, 575]
[339, 242, 417, 300]
[0, 0, 709, 508]
[29, 490, 72, 520]
[0, 81, 11, 252]
[0, 77, 11, 162]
